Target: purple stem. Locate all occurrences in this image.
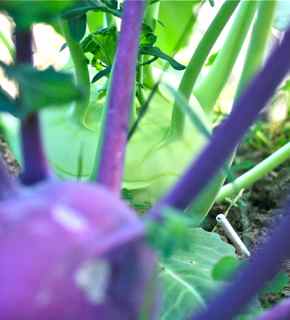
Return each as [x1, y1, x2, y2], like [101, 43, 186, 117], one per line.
[97, 0, 145, 194]
[191, 199, 290, 320]
[257, 298, 290, 320]
[15, 30, 49, 185]
[148, 28, 290, 221]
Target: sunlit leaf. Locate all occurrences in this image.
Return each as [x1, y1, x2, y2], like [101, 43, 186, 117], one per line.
[87, 11, 105, 32]
[155, 0, 200, 55]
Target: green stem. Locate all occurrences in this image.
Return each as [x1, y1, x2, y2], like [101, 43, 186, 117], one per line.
[193, 1, 257, 114]
[170, 0, 240, 136]
[144, 0, 159, 29]
[105, 13, 114, 27]
[215, 0, 277, 202]
[136, 57, 146, 110]
[216, 141, 290, 202]
[187, 1, 276, 224]
[235, 0, 277, 98]
[143, 64, 155, 88]
[61, 20, 90, 122]
[0, 31, 14, 60]
[142, 1, 160, 89]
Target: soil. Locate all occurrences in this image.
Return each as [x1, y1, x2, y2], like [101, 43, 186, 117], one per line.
[0, 136, 19, 176]
[207, 117, 290, 307]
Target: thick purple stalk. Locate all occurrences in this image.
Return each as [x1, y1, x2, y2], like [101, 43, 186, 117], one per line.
[20, 114, 49, 185]
[257, 298, 290, 320]
[15, 30, 49, 185]
[149, 28, 290, 221]
[97, 0, 145, 194]
[191, 199, 290, 320]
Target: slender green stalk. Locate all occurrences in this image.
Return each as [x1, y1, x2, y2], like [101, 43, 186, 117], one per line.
[148, 27, 290, 223]
[61, 20, 90, 121]
[0, 31, 14, 60]
[193, 1, 257, 113]
[170, 0, 240, 136]
[216, 142, 290, 202]
[235, 0, 277, 98]
[105, 13, 114, 27]
[144, 0, 159, 30]
[142, 1, 160, 89]
[184, 1, 276, 224]
[215, 0, 278, 202]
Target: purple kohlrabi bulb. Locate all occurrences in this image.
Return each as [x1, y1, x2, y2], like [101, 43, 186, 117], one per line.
[0, 181, 157, 319]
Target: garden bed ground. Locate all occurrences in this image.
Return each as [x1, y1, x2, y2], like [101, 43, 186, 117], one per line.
[209, 116, 290, 306]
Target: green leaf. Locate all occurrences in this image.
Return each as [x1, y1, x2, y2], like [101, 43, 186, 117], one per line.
[0, 89, 18, 116]
[87, 11, 105, 33]
[212, 256, 240, 281]
[274, 0, 290, 31]
[280, 79, 290, 92]
[140, 46, 185, 70]
[261, 272, 289, 295]
[159, 228, 236, 319]
[140, 24, 157, 47]
[66, 14, 87, 42]
[1, 1, 76, 29]
[205, 52, 219, 66]
[62, 0, 121, 19]
[155, 0, 200, 55]
[92, 66, 111, 83]
[4, 65, 82, 115]
[81, 26, 117, 67]
[208, 0, 215, 7]
[147, 207, 192, 257]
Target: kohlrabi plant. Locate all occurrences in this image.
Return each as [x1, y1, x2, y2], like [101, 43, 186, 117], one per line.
[0, 0, 290, 319]
[2, 1, 290, 228]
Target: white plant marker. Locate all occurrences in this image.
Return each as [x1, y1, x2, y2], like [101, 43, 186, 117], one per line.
[216, 214, 251, 258]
